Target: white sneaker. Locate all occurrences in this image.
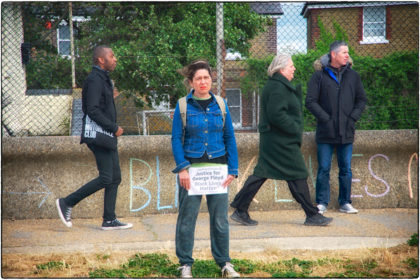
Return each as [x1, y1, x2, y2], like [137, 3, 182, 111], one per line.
[221, 262, 240, 278]
[340, 203, 358, 214]
[178, 265, 192, 278]
[317, 204, 327, 214]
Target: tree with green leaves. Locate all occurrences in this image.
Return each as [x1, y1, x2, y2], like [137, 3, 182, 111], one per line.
[75, 2, 269, 108]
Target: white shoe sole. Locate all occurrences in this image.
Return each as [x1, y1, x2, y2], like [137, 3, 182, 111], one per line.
[339, 209, 358, 214]
[56, 199, 72, 228]
[101, 223, 133, 230]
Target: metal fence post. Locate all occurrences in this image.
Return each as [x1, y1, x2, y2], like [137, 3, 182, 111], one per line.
[69, 2, 76, 88]
[216, 2, 223, 97]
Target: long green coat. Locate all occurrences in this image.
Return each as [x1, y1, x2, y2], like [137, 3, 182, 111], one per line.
[253, 72, 308, 180]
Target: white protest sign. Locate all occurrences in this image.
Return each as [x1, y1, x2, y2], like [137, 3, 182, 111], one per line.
[188, 165, 228, 196]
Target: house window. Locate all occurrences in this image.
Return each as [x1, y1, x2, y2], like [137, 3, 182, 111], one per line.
[57, 17, 87, 56]
[57, 22, 71, 56]
[225, 89, 241, 127]
[361, 6, 389, 44]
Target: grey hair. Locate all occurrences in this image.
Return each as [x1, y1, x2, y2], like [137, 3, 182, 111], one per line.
[267, 53, 292, 77]
[329, 41, 348, 54]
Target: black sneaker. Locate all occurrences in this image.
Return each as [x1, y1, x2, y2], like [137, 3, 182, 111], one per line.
[56, 198, 72, 228]
[101, 219, 133, 230]
[230, 209, 258, 226]
[304, 213, 333, 226]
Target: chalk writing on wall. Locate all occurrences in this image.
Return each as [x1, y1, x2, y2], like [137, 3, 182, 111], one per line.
[364, 154, 390, 198]
[126, 151, 417, 213]
[351, 154, 364, 198]
[129, 156, 177, 212]
[129, 158, 152, 212]
[3, 177, 51, 208]
[276, 152, 417, 203]
[408, 153, 418, 199]
[274, 180, 293, 203]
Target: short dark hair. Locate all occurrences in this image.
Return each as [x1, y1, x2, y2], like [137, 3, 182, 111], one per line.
[329, 41, 348, 54]
[93, 45, 111, 65]
[179, 60, 212, 89]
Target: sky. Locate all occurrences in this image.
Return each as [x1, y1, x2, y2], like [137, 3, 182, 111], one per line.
[277, 2, 307, 54]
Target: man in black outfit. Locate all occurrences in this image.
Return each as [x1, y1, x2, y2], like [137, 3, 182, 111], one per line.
[56, 45, 132, 230]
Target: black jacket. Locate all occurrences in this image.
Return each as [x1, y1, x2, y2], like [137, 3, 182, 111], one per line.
[80, 66, 118, 144]
[305, 55, 367, 144]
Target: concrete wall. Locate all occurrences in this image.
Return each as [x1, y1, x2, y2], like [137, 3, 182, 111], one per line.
[2, 130, 418, 220]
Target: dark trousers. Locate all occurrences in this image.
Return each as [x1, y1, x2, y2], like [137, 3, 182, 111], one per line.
[230, 175, 318, 217]
[64, 144, 121, 221]
[176, 184, 230, 268]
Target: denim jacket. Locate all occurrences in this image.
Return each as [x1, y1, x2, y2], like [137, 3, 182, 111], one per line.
[171, 90, 238, 175]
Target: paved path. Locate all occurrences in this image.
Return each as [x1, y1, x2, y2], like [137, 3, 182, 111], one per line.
[2, 209, 417, 255]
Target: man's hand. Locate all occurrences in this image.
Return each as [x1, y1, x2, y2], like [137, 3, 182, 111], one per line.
[113, 88, 120, 99]
[115, 126, 124, 137]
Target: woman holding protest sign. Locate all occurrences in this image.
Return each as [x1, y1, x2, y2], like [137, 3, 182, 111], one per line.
[171, 60, 240, 278]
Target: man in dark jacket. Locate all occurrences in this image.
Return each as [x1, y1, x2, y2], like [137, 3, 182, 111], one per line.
[56, 45, 132, 230]
[306, 41, 367, 215]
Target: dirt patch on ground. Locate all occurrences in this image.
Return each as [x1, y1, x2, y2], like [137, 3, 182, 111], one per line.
[2, 244, 418, 278]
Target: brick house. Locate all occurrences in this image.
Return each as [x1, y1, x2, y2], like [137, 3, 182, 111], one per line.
[301, 1, 419, 57]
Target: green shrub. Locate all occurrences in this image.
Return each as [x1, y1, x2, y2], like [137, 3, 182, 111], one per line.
[240, 17, 418, 131]
[403, 258, 419, 269]
[25, 55, 72, 89]
[35, 261, 68, 272]
[240, 50, 418, 131]
[407, 233, 419, 246]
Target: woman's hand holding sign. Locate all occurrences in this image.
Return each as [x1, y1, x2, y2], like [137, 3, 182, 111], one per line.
[179, 169, 191, 190]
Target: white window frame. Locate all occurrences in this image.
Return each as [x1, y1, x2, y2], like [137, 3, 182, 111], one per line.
[360, 6, 389, 45]
[57, 21, 71, 57]
[57, 16, 89, 57]
[225, 88, 242, 128]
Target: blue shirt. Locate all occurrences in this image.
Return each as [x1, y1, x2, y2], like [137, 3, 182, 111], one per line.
[171, 90, 238, 175]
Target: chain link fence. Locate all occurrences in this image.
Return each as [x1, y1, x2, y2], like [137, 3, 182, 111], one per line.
[2, 2, 418, 136]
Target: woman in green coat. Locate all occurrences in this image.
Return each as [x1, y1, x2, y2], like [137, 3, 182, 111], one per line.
[230, 54, 333, 227]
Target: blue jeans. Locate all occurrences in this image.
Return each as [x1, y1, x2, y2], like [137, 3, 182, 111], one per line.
[315, 143, 353, 206]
